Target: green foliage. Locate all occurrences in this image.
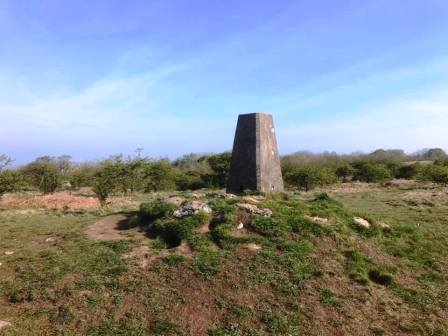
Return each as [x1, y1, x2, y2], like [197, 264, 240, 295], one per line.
[163, 253, 186, 266]
[419, 164, 448, 185]
[319, 288, 341, 306]
[93, 163, 119, 205]
[283, 165, 337, 191]
[335, 164, 355, 182]
[147, 211, 209, 247]
[201, 152, 231, 188]
[353, 163, 392, 182]
[139, 200, 177, 222]
[22, 156, 63, 193]
[344, 250, 369, 285]
[396, 163, 422, 179]
[251, 216, 283, 237]
[143, 160, 177, 192]
[0, 169, 22, 197]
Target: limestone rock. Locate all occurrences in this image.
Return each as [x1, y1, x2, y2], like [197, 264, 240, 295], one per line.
[237, 203, 272, 217]
[4, 251, 14, 256]
[174, 201, 212, 218]
[306, 215, 329, 225]
[353, 217, 370, 229]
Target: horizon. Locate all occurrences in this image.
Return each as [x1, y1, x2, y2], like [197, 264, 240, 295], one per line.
[2, 0, 448, 164]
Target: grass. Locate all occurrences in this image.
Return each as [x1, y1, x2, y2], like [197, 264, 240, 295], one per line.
[0, 183, 447, 335]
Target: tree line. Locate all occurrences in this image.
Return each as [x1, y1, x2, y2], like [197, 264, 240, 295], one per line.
[0, 148, 447, 202]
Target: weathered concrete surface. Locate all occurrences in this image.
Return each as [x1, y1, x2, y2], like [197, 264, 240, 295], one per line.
[227, 113, 284, 194]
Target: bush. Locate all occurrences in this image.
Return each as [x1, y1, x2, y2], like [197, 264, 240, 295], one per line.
[0, 170, 22, 197]
[139, 201, 177, 222]
[353, 163, 392, 183]
[335, 164, 355, 182]
[396, 163, 422, 179]
[419, 165, 448, 185]
[284, 165, 337, 191]
[23, 159, 61, 194]
[143, 160, 177, 192]
[251, 216, 282, 237]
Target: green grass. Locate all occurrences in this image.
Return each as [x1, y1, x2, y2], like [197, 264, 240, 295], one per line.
[0, 184, 447, 335]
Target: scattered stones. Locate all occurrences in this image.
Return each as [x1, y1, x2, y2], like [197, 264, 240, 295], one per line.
[242, 195, 264, 204]
[174, 201, 212, 218]
[306, 215, 329, 225]
[242, 243, 262, 251]
[237, 203, 272, 217]
[0, 320, 11, 330]
[353, 217, 371, 229]
[4, 251, 14, 256]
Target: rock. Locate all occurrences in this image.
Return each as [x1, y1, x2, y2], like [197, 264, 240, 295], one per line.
[242, 243, 262, 251]
[174, 201, 212, 218]
[242, 195, 264, 204]
[379, 222, 390, 229]
[45, 237, 56, 243]
[353, 217, 370, 229]
[225, 193, 237, 199]
[237, 222, 244, 230]
[4, 251, 14, 256]
[237, 203, 273, 217]
[0, 320, 11, 330]
[306, 215, 329, 224]
[0, 262, 2, 267]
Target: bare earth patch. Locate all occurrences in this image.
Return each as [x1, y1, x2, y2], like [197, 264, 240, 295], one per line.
[0, 192, 138, 211]
[85, 215, 133, 241]
[0, 320, 11, 330]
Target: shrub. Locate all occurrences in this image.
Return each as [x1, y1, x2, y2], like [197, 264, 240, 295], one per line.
[139, 201, 177, 222]
[143, 160, 177, 192]
[335, 164, 355, 182]
[251, 216, 282, 237]
[396, 163, 422, 179]
[92, 164, 118, 205]
[0, 170, 22, 197]
[284, 166, 337, 191]
[353, 163, 392, 183]
[22, 156, 62, 194]
[419, 164, 448, 185]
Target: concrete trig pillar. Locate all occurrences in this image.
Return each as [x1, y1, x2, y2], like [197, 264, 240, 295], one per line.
[227, 113, 284, 194]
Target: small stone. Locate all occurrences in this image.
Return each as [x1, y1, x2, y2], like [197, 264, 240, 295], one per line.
[237, 222, 244, 230]
[306, 215, 329, 224]
[353, 217, 370, 229]
[0, 320, 11, 329]
[242, 243, 262, 251]
[379, 222, 390, 229]
[237, 203, 272, 217]
[4, 251, 14, 256]
[45, 237, 56, 243]
[0, 262, 2, 267]
[174, 201, 212, 218]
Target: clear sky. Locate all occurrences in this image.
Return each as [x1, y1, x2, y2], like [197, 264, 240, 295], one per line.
[1, 0, 448, 164]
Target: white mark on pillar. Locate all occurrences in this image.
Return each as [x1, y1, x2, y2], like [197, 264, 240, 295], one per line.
[271, 128, 275, 133]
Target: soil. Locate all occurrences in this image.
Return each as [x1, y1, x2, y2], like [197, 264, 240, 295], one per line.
[85, 215, 135, 241]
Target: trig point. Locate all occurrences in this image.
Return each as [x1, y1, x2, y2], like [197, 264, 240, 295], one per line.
[227, 113, 284, 194]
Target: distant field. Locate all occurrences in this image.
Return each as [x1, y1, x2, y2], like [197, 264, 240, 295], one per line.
[0, 181, 447, 335]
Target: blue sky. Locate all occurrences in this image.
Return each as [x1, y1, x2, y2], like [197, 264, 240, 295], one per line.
[1, 0, 448, 163]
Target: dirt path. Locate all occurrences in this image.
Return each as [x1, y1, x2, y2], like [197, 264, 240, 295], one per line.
[85, 214, 134, 241]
